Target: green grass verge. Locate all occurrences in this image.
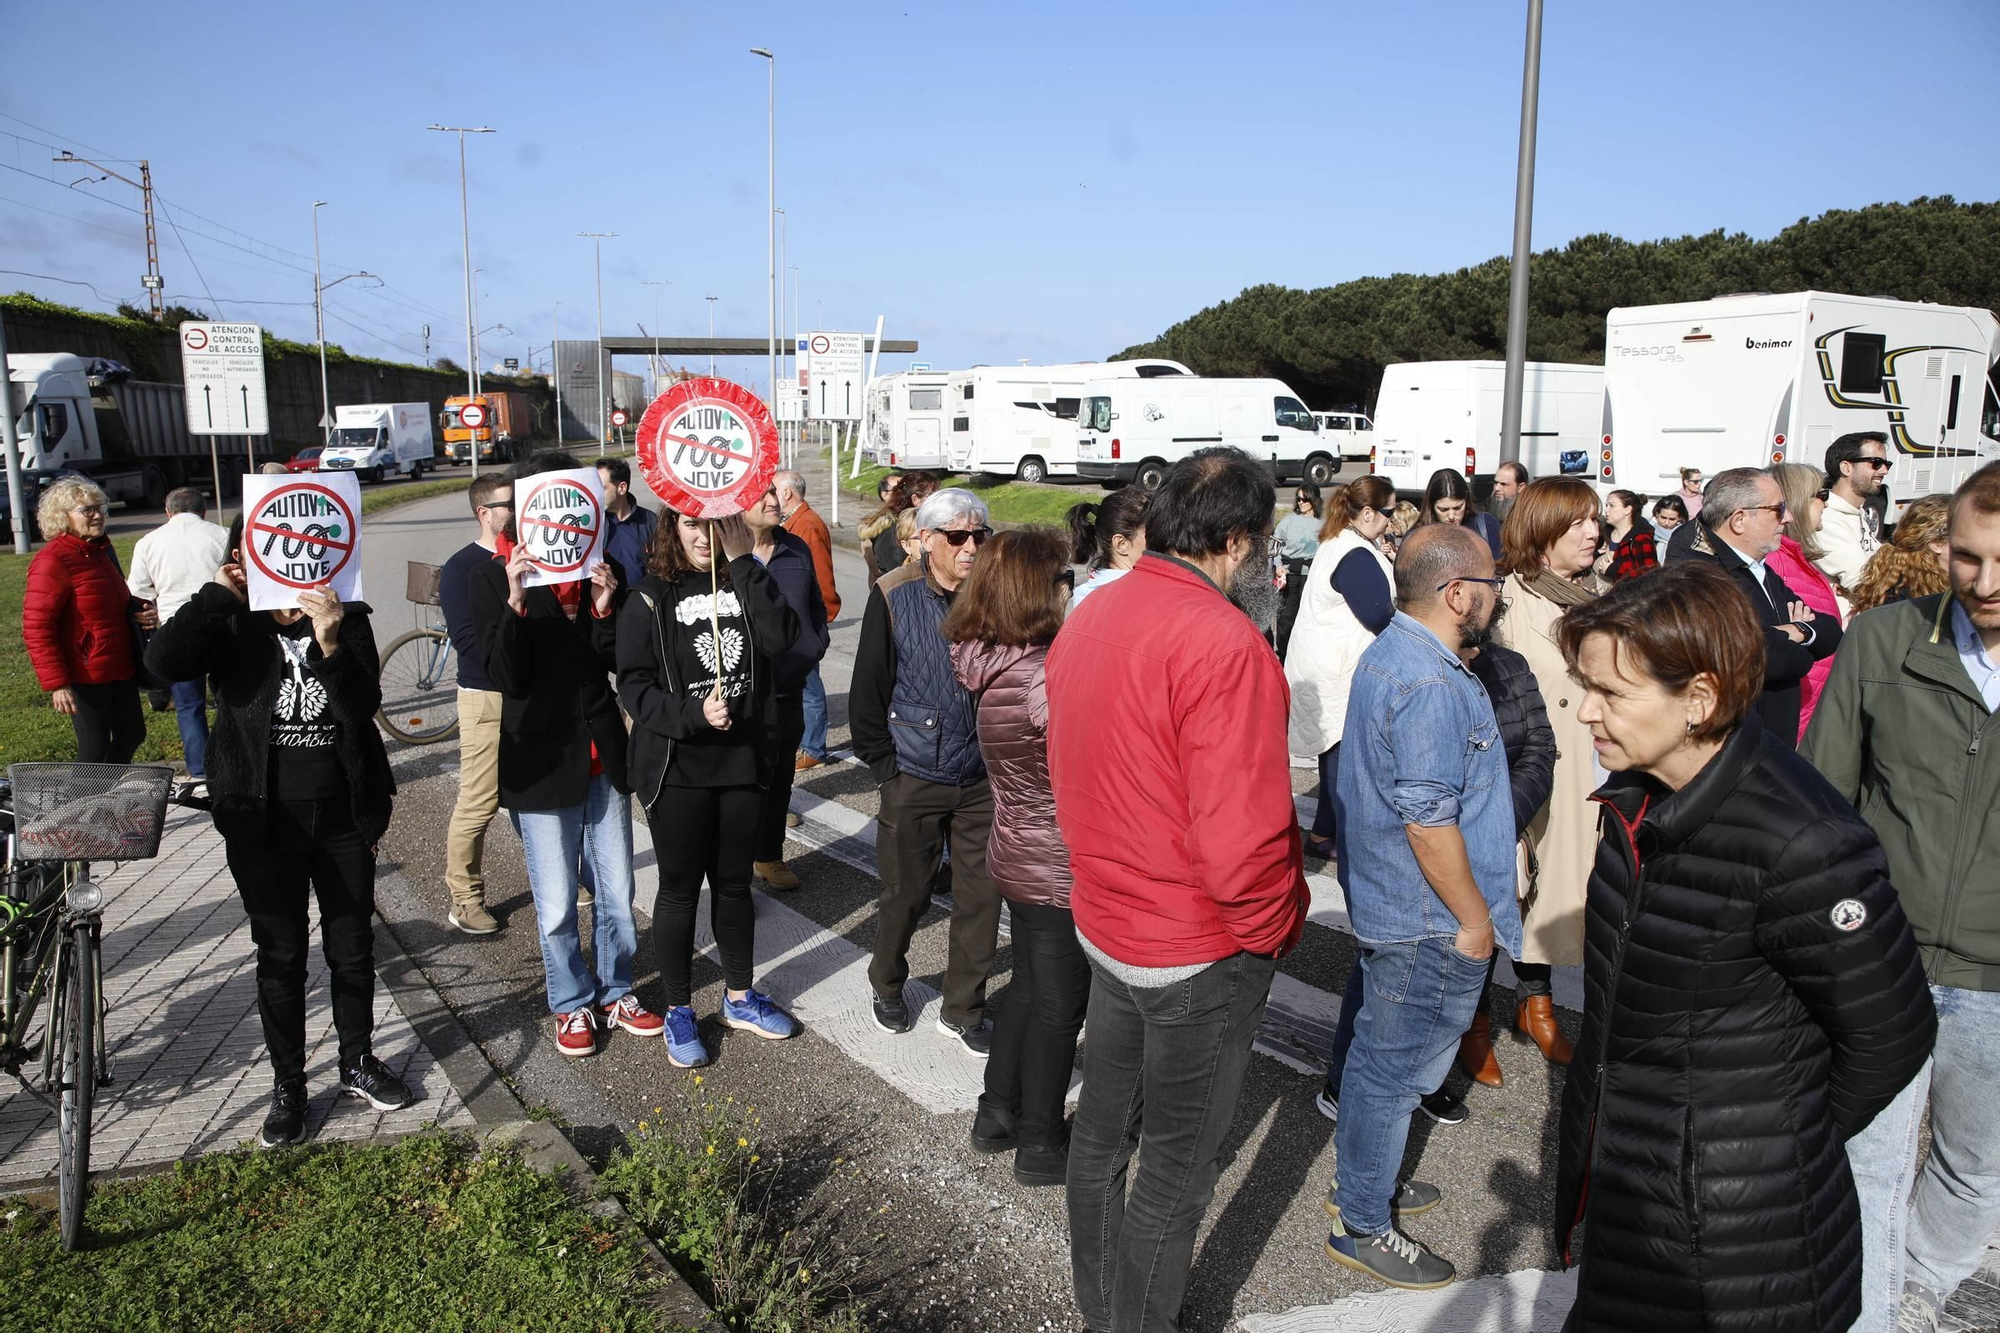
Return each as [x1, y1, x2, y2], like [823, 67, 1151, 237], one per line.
[0, 1133, 682, 1333]
[837, 462, 1092, 531]
[360, 474, 472, 515]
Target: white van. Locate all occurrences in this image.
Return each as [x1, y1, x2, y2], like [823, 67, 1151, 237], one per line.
[1074, 376, 1327, 491]
[319, 403, 434, 483]
[1603, 291, 2000, 517]
[864, 371, 953, 471]
[1313, 410, 1375, 474]
[1369, 361, 1605, 496]
[943, 359, 1192, 482]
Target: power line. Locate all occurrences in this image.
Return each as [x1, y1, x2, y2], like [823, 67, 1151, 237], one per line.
[154, 194, 222, 320]
[0, 269, 128, 305]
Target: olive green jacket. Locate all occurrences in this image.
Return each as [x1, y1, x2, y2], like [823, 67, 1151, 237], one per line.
[1802, 593, 2000, 992]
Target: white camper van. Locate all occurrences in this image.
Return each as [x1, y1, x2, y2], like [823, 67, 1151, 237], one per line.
[1602, 292, 2000, 517]
[943, 360, 1192, 482]
[864, 371, 953, 471]
[319, 403, 434, 483]
[1074, 376, 1327, 491]
[1369, 361, 1605, 496]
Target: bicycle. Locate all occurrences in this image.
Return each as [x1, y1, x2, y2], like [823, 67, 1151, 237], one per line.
[0, 762, 173, 1251]
[377, 559, 460, 745]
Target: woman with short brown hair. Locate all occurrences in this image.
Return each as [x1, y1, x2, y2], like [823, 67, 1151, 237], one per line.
[1551, 560, 1933, 1333]
[944, 528, 1083, 1187]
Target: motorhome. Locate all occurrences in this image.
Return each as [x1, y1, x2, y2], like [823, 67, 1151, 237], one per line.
[319, 403, 434, 483]
[864, 371, 953, 471]
[1602, 292, 2000, 517]
[943, 359, 1192, 482]
[1073, 376, 1327, 491]
[1369, 361, 1605, 496]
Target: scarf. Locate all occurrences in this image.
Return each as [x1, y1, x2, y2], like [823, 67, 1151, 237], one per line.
[1520, 566, 1601, 607]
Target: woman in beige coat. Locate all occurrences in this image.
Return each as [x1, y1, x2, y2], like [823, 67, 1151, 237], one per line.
[1489, 477, 1604, 1068]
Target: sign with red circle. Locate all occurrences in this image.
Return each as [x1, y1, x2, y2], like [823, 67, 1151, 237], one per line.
[516, 467, 606, 587]
[635, 376, 779, 520]
[459, 401, 488, 429]
[610, 408, 629, 428]
[240, 474, 363, 611]
[181, 326, 208, 351]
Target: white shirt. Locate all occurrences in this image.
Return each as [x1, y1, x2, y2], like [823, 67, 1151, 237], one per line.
[1814, 492, 1880, 594]
[128, 512, 230, 621]
[1069, 566, 1129, 610]
[1741, 547, 1816, 645]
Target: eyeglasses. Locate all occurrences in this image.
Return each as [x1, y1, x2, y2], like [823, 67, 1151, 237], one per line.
[1859, 457, 1894, 471]
[935, 526, 993, 548]
[1054, 568, 1076, 590]
[479, 498, 515, 511]
[1437, 576, 1506, 592]
[1742, 502, 1789, 518]
[71, 505, 105, 516]
[1814, 488, 1831, 502]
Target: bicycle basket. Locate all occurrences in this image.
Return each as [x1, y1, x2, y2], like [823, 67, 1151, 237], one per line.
[6, 764, 175, 861]
[406, 561, 444, 606]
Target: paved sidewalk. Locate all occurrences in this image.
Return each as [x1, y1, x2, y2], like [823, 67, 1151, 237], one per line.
[0, 806, 471, 1190]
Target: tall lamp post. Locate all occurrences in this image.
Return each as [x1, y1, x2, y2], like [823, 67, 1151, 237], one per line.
[1498, 0, 1544, 471]
[641, 278, 671, 398]
[552, 300, 563, 442]
[311, 201, 374, 446]
[704, 296, 719, 377]
[578, 232, 616, 443]
[751, 48, 776, 407]
[427, 122, 495, 478]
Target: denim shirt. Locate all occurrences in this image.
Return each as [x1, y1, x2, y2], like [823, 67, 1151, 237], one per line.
[1335, 611, 1524, 957]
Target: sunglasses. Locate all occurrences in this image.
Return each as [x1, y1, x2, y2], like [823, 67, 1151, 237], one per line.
[1055, 568, 1076, 590]
[1742, 502, 1789, 518]
[1814, 488, 1831, 502]
[480, 499, 515, 511]
[935, 526, 993, 548]
[1859, 457, 1894, 471]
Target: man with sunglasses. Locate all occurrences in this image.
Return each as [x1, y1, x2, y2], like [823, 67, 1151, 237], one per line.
[852, 488, 1003, 1056]
[438, 471, 515, 936]
[1816, 431, 1891, 597]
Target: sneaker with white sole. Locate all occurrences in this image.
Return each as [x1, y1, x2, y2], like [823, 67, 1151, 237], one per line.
[600, 994, 665, 1037]
[554, 1009, 597, 1058]
[1325, 1222, 1456, 1290]
[720, 989, 798, 1040]
[448, 901, 500, 935]
[1314, 1085, 1339, 1123]
[259, 1076, 309, 1148]
[1323, 1180, 1443, 1225]
[937, 1016, 992, 1058]
[1895, 1281, 1942, 1333]
[664, 1005, 709, 1068]
[339, 1054, 414, 1111]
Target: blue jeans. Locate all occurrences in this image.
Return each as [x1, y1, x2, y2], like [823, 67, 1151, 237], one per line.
[170, 677, 209, 778]
[514, 773, 635, 1016]
[1846, 984, 2000, 1326]
[800, 667, 830, 760]
[1333, 936, 1490, 1236]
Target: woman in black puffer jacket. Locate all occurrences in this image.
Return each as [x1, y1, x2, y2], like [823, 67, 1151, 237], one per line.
[1551, 563, 1934, 1333]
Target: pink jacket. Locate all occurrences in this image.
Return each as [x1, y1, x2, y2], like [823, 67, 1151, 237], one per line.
[1767, 535, 1843, 741]
[951, 639, 1070, 907]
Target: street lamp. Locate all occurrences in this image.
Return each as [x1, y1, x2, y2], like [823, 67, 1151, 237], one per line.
[578, 232, 616, 442]
[552, 300, 563, 442]
[641, 278, 671, 398]
[311, 201, 375, 445]
[705, 295, 718, 376]
[427, 122, 495, 478]
[751, 47, 776, 406]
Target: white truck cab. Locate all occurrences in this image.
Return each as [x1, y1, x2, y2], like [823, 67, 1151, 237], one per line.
[318, 403, 434, 483]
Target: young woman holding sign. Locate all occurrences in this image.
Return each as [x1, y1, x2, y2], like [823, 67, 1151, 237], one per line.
[616, 509, 803, 1068]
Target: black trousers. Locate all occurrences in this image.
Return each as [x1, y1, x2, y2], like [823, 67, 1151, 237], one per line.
[69, 678, 144, 764]
[221, 797, 377, 1083]
[869, 773, 1002, 1028]
[981, 900, 1091, 1150]
[754, 692, 807, 863]
[1276, 557, 1311, 661]
[648, 783, 761, 1006]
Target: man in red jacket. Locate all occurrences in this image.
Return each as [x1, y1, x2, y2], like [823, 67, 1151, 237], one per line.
[1047, 446, 1308, 1332]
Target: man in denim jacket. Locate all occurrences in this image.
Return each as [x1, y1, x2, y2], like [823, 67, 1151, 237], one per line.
[1324, 523, 1524, 1291]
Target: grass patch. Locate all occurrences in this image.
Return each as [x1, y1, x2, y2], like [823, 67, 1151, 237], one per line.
[0, 1132, 683, 1333]
[360, 474, 472, 515]
[837, 461, 1093, 530]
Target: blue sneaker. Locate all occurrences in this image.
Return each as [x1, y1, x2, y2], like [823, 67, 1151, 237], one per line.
[663, 1006, 708, 1068]
[720, 988, 798, 1041]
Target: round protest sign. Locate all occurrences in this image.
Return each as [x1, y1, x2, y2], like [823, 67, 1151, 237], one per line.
[516, 470, 605, 583]
[245, 481, 358, 591]
[635, 377, 779, 519]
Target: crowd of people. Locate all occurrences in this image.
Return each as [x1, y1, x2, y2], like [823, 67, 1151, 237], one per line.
[24, 426, 1999, 1333]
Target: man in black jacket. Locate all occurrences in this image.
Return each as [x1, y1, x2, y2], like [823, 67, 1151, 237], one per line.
[470, 452, 659, 1060]
[744, 484, 828, 892]
[1679, 467, 1840, 745]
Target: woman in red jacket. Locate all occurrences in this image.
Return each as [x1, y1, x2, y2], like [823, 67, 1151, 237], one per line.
[23, 478, 155, 762]
[945, 528, 1084, 1188]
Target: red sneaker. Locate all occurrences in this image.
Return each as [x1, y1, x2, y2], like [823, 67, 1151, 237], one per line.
[554, 1010, 597, 1057]
[600, 994, 665, 1038]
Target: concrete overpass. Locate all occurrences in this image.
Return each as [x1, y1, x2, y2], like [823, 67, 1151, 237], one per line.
[598, 336, 918, 357]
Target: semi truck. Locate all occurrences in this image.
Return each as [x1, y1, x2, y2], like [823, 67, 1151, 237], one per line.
[1368, 360, 1606, 497]
[319, 403, 434, 483]
[3, 353, 260, 530]
[442, 391, 530, 464]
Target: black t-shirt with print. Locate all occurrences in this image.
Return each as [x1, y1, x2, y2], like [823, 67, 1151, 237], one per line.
[268, 618, 347, 802]
[663, 574, 763, 788]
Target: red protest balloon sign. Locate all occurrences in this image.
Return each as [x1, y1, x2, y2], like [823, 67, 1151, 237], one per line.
[636, 377, 779, 519]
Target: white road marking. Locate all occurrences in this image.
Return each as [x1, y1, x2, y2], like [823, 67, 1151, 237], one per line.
[1234, 1267, 1577, 1333]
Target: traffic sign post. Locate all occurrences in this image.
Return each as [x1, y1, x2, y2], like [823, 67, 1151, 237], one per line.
[515, 468, 606, 587]
[240, 473, 363, 611]
[798, 330, 864, 422]
[181, 321, 270, 511]
[636, 377, 780, 520]
[610, 407, 629, 454]
[458, 401, 488, 429]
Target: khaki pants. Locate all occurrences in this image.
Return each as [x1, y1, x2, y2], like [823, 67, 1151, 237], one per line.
[445, 688, 504, 907]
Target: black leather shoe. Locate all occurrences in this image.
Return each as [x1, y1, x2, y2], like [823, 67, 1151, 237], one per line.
[1013, 1142, 1068, 1188]
[259, 1077, 309, 1148]
[971, 1102, 1017, 1154]
[871, 991, 912, 1034]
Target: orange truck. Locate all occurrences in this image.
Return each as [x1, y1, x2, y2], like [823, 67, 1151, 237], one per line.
[441, 391, 531, 464]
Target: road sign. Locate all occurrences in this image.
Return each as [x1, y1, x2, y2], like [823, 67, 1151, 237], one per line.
[141, 274, 164, 290]
[459, 401, 488, 429]
[773, 378, 803, 424]
[636, 376, 779, 520]
[798, 330, 865, 422]
[516, 468, 606, 587]
[179, 322, 270, 436]
[503, 357, 519, 371]
[610, 408, 629, 428]
[240, 473, 362, 611]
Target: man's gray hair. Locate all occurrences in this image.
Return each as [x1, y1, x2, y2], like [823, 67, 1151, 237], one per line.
[1702, 467, 1775, 526]
[914, 487, 989, 532]
[164, 486, 206, 516]
[1393, 523, 1490, 609]
[773, 468, 805, 500]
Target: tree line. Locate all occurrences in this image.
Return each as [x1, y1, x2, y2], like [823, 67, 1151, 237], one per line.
[1111, 197, 2000, 411]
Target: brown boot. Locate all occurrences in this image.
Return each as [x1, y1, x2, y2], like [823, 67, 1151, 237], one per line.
[1516, 996, 1574, 1065]
[1458, 1010, 1504, 1087]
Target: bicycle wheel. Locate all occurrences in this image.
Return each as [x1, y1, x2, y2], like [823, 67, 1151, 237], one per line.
[377, 629, 460, 745]
[55, 922, 94, 1251]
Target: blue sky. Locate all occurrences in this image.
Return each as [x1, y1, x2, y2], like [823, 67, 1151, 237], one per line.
[3, 0, 1996, 400]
